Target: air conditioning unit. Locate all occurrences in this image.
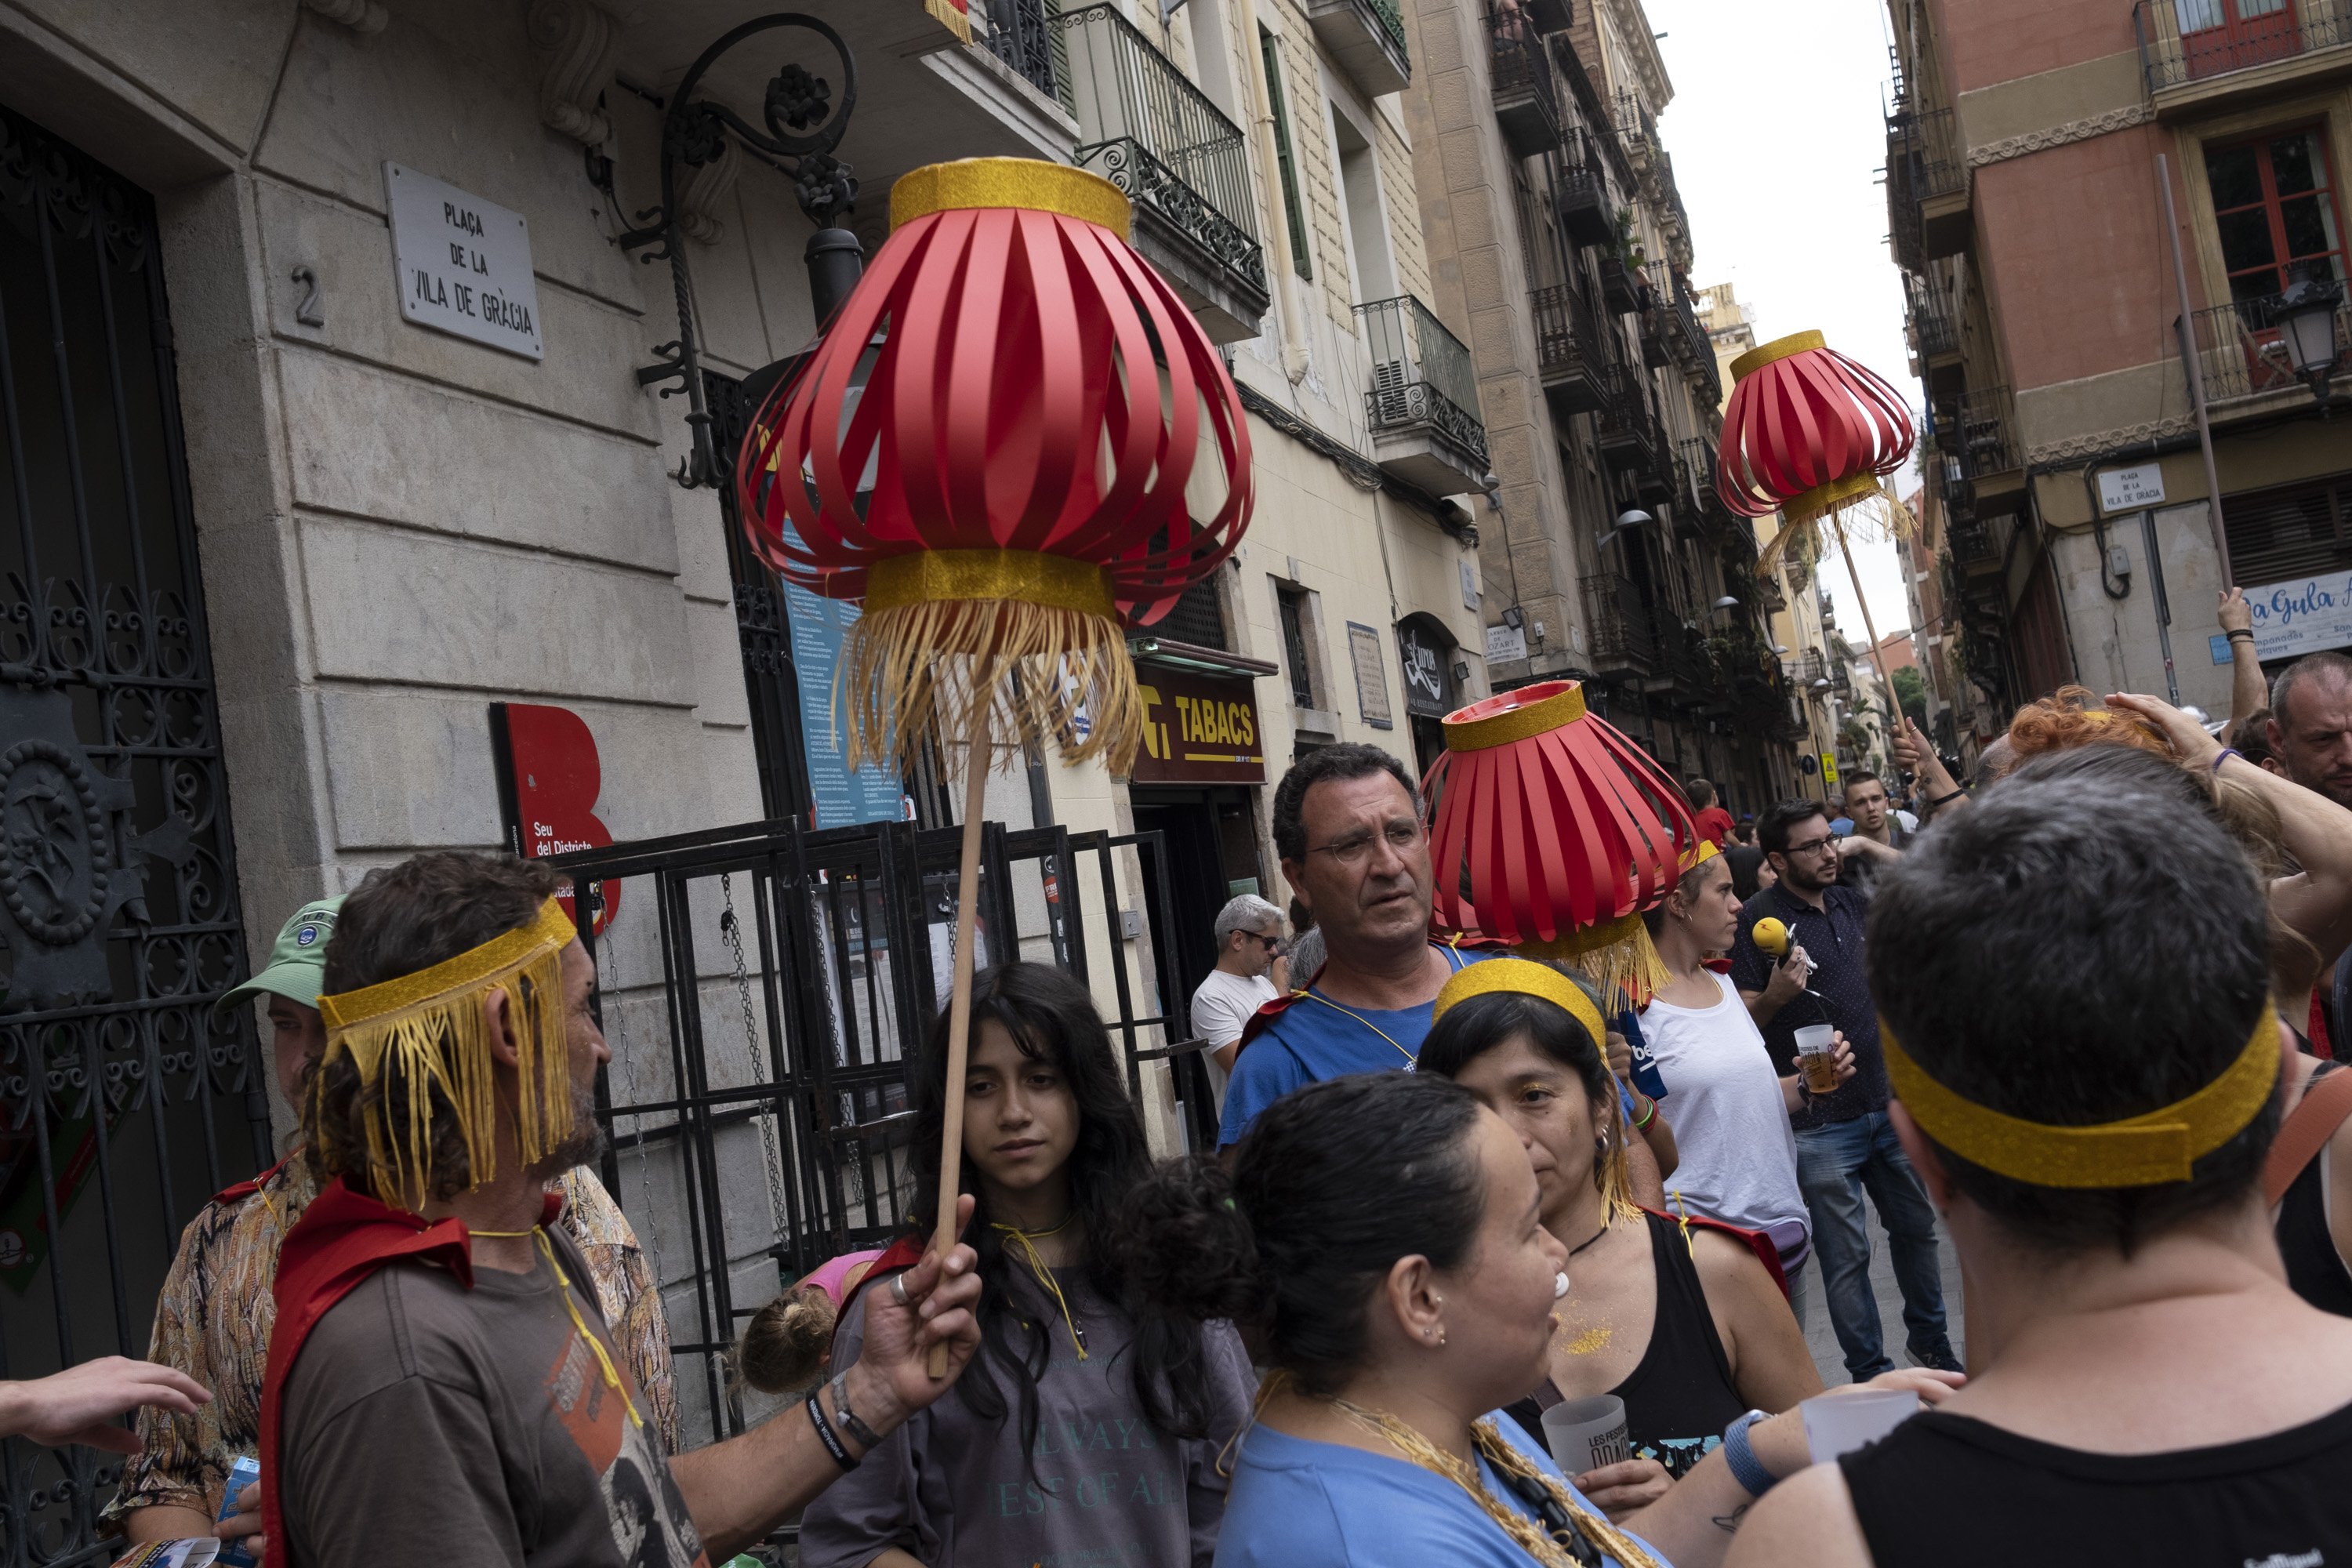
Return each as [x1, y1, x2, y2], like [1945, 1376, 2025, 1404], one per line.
[1370, 358, 1417, 426]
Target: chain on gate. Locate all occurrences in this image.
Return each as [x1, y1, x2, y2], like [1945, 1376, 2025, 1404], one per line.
[718, 873, 798, 1256]
[597, 929, 666, 1278]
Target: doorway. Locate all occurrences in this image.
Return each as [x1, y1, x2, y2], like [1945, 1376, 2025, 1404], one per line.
[1131, 786, 1266, 1029]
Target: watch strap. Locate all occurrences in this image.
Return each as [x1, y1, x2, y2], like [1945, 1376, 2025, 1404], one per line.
[1721, 1407, 1776, 1497]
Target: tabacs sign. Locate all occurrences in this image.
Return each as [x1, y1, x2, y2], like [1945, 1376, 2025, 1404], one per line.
[384, 163, 545, 360]
[1134, 670, 1265, 784]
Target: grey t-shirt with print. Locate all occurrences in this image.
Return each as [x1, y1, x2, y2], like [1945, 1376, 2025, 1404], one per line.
[278, 1225, 705, 1568]
[798, 1272, 1255, 1567]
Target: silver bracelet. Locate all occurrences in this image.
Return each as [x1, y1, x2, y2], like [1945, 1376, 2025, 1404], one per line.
[829, 1371, 886, 1450]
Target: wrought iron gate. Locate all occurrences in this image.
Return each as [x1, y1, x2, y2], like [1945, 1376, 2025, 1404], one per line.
[550, 813, 1196, 1453]
[0, 106, 263, 1568]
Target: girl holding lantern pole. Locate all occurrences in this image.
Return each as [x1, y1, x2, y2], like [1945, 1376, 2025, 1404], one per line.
[798, 964, 1254, 1568]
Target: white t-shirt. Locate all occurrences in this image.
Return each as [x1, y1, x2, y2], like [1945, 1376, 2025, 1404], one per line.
[1189, 968, 1277, 1113]
[1638, 971, 1809, 1245]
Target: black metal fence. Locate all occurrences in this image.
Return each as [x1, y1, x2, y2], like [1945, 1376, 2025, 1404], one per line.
[550, 809, 1211, 1456]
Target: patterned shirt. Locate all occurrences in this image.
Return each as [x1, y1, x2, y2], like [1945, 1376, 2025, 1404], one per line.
[102, 1158, 677, 1533]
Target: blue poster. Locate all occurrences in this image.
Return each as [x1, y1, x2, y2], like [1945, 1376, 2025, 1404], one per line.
[775, 521, 904, 829]
[2208, 569, 2352, 666]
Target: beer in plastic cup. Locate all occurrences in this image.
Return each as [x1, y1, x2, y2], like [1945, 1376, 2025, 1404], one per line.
[1801, 1388, 1918, 1461]
[1795, 1024, 1839, 1095]
[1541, 1394, 1630, 1477]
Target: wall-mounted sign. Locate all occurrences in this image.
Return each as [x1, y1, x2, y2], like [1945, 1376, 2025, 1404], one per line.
[775, 516, 906, 829]
[1135, 670, 1265, 783]
[2205, 568, 2352, 665]
[385, 163, 545, 360]
[1820, 752, 1841, 787]
[1397, 619, 1455, 719]
[488, 702, 617, 934]
[1460, 557, 1480, 612]
[1485, 622, 1528, 664]
[2096, 463, 2165, 514]
[1347, 622, 1394, 730]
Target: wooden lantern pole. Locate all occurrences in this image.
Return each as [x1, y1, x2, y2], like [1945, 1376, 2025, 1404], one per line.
[925, 688, 995, 1377]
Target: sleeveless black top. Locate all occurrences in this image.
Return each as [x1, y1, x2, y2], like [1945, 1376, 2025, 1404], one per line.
[1840, 1402, 2352, 1566]
[1506, 1210, 1748, 1479]
[2276, 1065, 2352, 1318]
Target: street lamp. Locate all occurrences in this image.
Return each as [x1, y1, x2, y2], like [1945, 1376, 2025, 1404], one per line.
[2276, 266, 2347, 411]
[1595, 507, 1653, 551]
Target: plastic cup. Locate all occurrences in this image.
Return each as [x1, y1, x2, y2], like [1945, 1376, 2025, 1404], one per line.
[1800, 1388, 1918, 1462]
[1794, 1024, 1839, 1096]
[1541, 1394, 1630, 1476]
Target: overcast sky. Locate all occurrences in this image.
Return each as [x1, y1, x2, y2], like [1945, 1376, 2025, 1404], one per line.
[1642, 0, 1923, 649]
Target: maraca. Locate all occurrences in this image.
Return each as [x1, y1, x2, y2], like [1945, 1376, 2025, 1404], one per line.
[1752, 916, 1790, 959]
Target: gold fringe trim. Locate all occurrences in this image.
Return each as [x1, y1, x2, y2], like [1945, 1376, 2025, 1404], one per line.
[838, 597, 1142, 775]
[1755, 486, 1920, 578]
[1515, 914, 1672, 1008]
[310, 922, 575, 1208]
[922, 0, 973, 45]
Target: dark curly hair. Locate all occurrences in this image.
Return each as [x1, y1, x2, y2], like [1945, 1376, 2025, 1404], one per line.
[906, 964, 1218, 1457]
[307, 852, 564, 1201]
[1269, 742, 1417, 863]
[1112, 1072, 1485, 1395]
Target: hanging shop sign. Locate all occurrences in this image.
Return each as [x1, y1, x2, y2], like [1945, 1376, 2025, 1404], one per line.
[384, 162, 545, 360]
[1397, 620, 1456, 719]
[488, 702, 618, 934]
[2206, 568, 2352, 664]
[1135, 670, 1265, 784]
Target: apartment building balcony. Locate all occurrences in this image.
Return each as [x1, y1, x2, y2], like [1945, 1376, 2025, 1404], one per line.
[1531, 282, 1613, 416]
[1584, 573, 1657, 677]
[1664, 278, 1712, 379]
[1556, 129, 1615, 247]
[2186, 292, 2352, 411]
[1305, 0, 1410, 98]
[1638, 299, 1673, 368]
[1933, 384, 2024, 508]
[976, 0, 1060, 100]
[1356, 294, 1491, 495]
[1677, 437, 1723, 518]
[1613, 90, 1658, 172]
[1635, 448, 1676, 505]
[1596, 368, 1663, 473]
[1886, 107, 1969, 266]
[1055, 4, 1268, 343]
[1948, 517, 2003, 578]
[1904, 271, 1962, 376]
[1488, 9, 1563, 159]
[1596, 253, 1642, 315]
[1647, 618, 1711, 698]
[2134, 0, 2352, 114]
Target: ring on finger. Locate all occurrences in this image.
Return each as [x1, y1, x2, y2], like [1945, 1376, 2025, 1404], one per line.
[890, 1272, 911, 1307]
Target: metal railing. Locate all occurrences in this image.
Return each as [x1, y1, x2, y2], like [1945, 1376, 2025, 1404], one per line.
[1054, 5, 1265, 293]
[1906, 271, 1958, 359]
[2185, 293, 2352, 405]
[1556, 127, 1614, 245]
[1888, 107, 1965, 202]
[1531, 281, 1615, 390]
[1934, 385, 2019, 489]
[2133, 0, 2352, 92]
[1596, 365, 1661, 465]
[1679, 437, 1719, 514]
[1357, 294, 1490, 466]
[1358, 0, 1411, 62]
[1613, 88, 1657, 166]
[1585, 572, 1657, 671]
[977, 0, 1058, 99]
[1487, 5, 1563, 153]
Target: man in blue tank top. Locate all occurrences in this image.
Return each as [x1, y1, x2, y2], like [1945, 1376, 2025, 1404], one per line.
[1724, 737, 2352, 1568]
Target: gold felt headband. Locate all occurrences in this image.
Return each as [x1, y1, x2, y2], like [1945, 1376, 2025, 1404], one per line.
[314, 898, 579, 1207]
[1882, 1011, 2280, 1189]
[1679, 839, 1720, 874]
[1433, 958, 1610, 1053]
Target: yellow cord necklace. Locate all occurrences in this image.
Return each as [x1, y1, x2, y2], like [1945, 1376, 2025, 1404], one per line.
[479, 1225, 644, 1429]
[991, 1215, 1088, 1360]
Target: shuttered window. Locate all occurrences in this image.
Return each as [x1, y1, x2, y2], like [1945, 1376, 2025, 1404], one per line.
[2223, 470, 2352, 586]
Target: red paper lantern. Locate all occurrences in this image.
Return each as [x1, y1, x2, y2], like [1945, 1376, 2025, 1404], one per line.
[1716, 330, 1915, 571]
[735, 158, 1251, 773]
[1424, 681, 1696, 1001]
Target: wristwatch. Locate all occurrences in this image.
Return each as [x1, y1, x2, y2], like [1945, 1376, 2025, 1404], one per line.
[1721, 1408, 1777, 1497]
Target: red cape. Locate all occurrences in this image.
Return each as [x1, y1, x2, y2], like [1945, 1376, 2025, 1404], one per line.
[1642, 1203, 1790, 1298]
[259, 1178, 560, 1563]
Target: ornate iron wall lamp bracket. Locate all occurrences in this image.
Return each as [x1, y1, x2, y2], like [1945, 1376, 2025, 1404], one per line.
[619, 13, 859, 491]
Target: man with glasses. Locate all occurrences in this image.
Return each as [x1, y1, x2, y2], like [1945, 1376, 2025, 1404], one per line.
[1214, 745, 1492, 1150]
[1730, 800, 1958, 1380]
[1191, 893, 1289, 1113]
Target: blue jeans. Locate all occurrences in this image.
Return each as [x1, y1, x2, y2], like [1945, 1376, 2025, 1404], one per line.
[1795, 1110, 1953, 1379]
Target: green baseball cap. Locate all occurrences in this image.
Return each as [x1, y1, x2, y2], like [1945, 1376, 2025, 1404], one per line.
[216, 896, 346, 1017]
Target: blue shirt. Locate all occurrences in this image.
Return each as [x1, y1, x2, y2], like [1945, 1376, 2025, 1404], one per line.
[1214, 1412, 1663, 1568]
[1726, 881, 1890, 1129]
[1218, 945, 1489, 1148]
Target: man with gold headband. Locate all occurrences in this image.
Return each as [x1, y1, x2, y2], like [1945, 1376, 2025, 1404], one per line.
[260, 853, 986, 1568]
[1727, 754, 2352, 1567]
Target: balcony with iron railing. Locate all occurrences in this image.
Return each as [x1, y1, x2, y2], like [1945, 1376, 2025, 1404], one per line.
[1595, 366, 1663, 473]
[1613, 89, 1658, 172]
[1904, 271, 1961, 366]
[1054, 4, 1268, 343]
[2184, 290, 2352, 408]
[1305, 0, 1410, 97]
[1356, 294, 1490, 495]
[976, 0, 1059, 100]
[1886, 106, 1968, 267]
[1584, 572, 1657, 676]
[1488, 3, 1563, 158]
[1556, 127, 1615, 248]
[1531, 281, 1613, 416]
[2133, 0, 2352, 106]
[1933, 385, 2022, 505]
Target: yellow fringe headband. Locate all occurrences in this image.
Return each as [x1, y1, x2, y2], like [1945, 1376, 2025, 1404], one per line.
[1679, 839, 1720, 875]
[1433, 958, 1610, 1054]
[316, 898, 579, 1206]
[1883, 1010, 2279, 1189]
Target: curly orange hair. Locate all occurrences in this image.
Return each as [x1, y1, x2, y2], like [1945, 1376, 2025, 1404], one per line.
[2005, 684, 2172, 764]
